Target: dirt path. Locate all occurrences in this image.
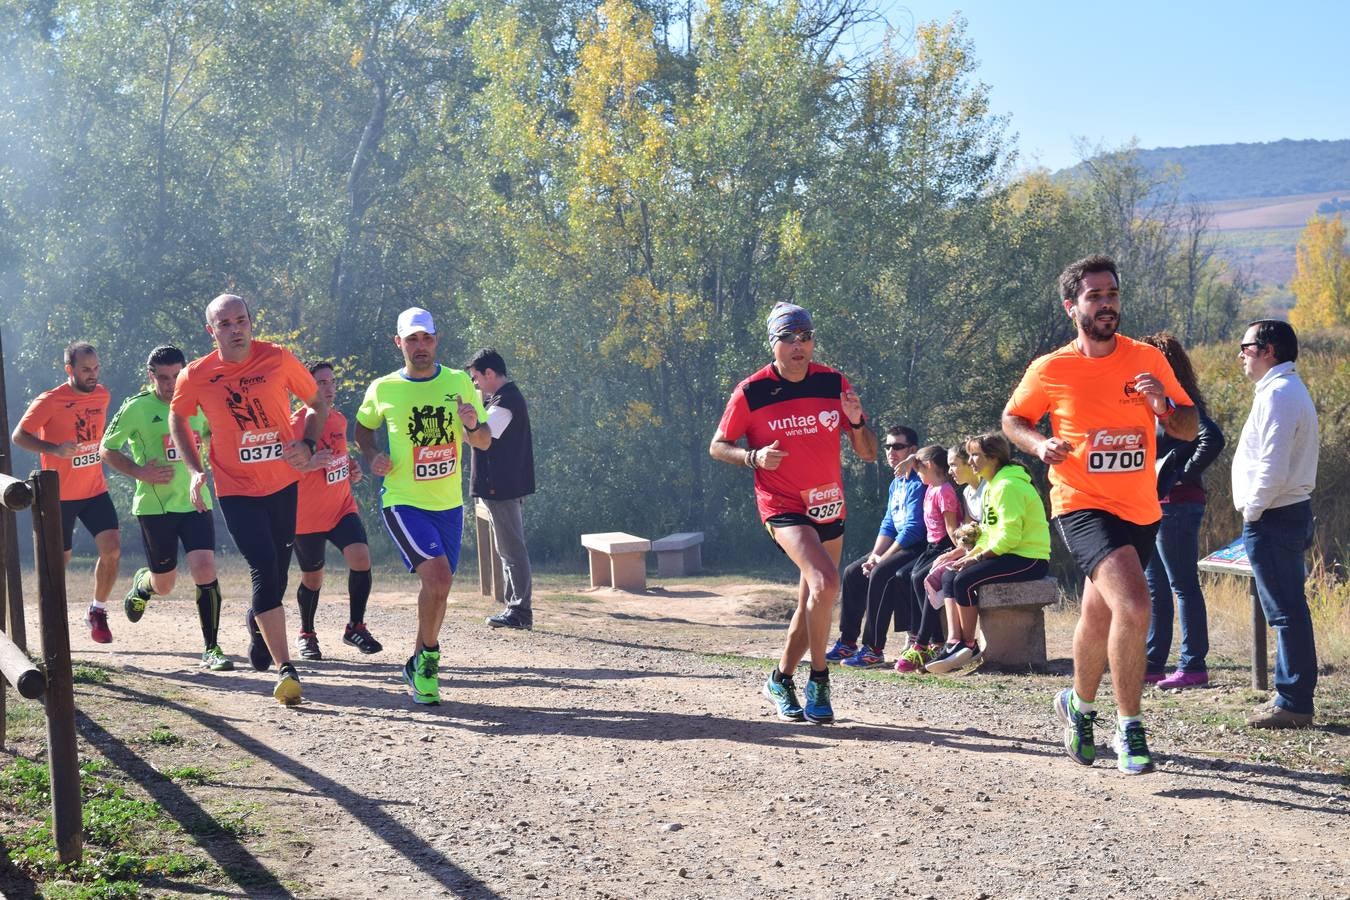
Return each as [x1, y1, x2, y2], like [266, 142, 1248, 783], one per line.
[9, 577, 1350, 898]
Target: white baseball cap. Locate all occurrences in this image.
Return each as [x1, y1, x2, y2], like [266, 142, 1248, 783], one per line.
[396, 307, 436, 338]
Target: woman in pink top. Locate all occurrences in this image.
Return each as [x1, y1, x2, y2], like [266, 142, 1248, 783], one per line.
[895, 445, 964, 673]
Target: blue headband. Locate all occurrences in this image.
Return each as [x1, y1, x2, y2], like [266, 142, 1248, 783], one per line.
[766, 302, 813, 339]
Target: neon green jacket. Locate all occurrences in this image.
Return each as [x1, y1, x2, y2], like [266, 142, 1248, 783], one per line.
[976, 463, 1051, 560]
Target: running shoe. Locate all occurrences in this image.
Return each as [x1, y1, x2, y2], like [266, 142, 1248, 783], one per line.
[486, 611, 532, 630]
[200, 644, 234, 672]
[245, 609, 273, 672]
[403, 649, 441, 705]
[123, 567, 151, 623]
[342, 623, 383, 654]
[894, 646, 926, 674]
[1110, 721, 1156, 775]
[761, 674, 805, 722]
[963, 643, 984, 672]
[923, 642, 973, 674]
[804, 677, 834, 725]
[1053, 688, 1097, 766]
[841, 645, 885, 668]
[297, 631, 323, 661]
[824, 639, 857, 663]
[1143, 670, 1165, 685]
[86, 604, 112, 644]
[1156, 670, 1208, 690]
[273, 664, 302, 706]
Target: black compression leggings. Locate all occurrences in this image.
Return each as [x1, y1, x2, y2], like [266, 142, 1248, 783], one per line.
[218, 483, 298, 615]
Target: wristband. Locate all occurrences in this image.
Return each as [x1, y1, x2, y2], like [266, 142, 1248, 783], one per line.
[466, 422, 482, 433]
[848, 414, 866, 429]
[1156, 398, 1176, 419]
[300, 437, 316, 454]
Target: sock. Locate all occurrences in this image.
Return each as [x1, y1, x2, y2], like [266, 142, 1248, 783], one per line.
[1071, 690, 1095, 716]
[422, 643, 440, 654]
[296, 583, 320, 633]
[348, 569, 372, 625]
[90, 599, 106, 610]
[1118, 713, 1142, 731]
[809, 667, 829, 683]
[195, 581, 222, 648]
[770, 667, 787, 684]
[278, 661, 297, 676]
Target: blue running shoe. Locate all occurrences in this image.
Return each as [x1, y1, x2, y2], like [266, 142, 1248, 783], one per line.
[804, 677, 834, 725]
[1110, 721, 1156, 775]
[1053, 688, 1097, 766]
[841, 645, 885, 668]
[824, 639, 857, 663]
[762, 674, 805, 722]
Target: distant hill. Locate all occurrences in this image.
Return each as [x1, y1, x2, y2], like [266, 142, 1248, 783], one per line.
[1068, 138, 1350, 203]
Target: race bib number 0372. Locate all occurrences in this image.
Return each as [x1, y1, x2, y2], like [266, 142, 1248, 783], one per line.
[238, 430, 285, 464]
[414, 445, 456, 481]
[1085, 427, 1147, 473]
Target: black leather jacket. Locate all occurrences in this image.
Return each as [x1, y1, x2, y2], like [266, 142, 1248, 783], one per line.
[1155, 409, 1225, 499]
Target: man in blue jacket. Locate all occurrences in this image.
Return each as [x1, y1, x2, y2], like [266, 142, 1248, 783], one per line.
[826, 426, 926, 667]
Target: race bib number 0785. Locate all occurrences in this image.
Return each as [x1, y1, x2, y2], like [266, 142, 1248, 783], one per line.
[1085, 427, 1147, 473]
[326, 454, 351, 485]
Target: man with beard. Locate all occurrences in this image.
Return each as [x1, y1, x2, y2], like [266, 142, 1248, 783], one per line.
[1003, 255, 1196, 775]
[14, 341, 121, 643]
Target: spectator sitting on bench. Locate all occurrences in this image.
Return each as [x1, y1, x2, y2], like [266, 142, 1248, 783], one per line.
[925, 432, 1051, 675]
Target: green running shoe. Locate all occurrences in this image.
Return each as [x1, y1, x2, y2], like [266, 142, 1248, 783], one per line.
[1054, 688, 1097, 766]
[1110, 721, 1156, 775]
[200, 644, 234, 672]
[123, 567, 152, 623]
[403, 649, 441, 705]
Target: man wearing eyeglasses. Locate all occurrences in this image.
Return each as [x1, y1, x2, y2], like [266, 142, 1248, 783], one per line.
[710, 302, 877, 725]
[824, 425, 925, 669]
[1233, 320, 1319, 729]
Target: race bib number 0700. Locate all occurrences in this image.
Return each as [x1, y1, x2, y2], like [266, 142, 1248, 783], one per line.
[1085, 427, 1147, 473]
[414, 445, 456, 481]
[800, 483, 845, 524]
[238, 429, 285, 464]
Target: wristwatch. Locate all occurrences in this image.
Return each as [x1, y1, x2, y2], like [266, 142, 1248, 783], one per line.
[300, 437, 317, 454]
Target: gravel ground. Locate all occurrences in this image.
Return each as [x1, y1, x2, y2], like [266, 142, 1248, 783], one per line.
[3, 573, 1347, 898]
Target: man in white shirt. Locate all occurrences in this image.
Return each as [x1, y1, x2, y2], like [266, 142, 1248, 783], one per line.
[1233, 319, 1319, 728]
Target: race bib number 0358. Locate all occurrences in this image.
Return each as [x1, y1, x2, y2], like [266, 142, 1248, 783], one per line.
[800, 483, 845, 524]
[414, 445, 456, 480]
[1086, 427, 1147, 473]
[238, 430, 284, 464]
[71, 442, 101, 468]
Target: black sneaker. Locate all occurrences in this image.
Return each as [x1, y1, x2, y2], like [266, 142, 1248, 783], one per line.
[486, 611, 532, 631]
[342, 623, 383, 654]
[297, 631, 322, 661]
[245, 609, 273, 672]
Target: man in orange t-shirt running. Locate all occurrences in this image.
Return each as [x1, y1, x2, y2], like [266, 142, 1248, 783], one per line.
[290, 361, 381, 661]
[13, 341, 121, 644]
[170, 294, 328, 706]
[1004, 255, 1197, 776]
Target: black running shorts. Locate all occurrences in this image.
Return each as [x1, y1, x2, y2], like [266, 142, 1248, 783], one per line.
[764, 512, 845, 555]
[1053, 508, 1159, 581]
[59, 491, 119, 552]
[294, 512, 369, 573]
[138, 510, 215, 574]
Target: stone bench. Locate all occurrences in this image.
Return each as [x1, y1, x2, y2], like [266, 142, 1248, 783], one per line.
[474, 500, 504, 603]
[581, 532, 651, 592]
[975, 577, 1060, 670]
[651, 531, 704, 577]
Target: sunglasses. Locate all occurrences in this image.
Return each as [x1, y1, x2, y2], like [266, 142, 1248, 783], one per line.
[885, 443, 911, 451]
[773, 330, 815, 344]
[1239, 341, 1263, 353]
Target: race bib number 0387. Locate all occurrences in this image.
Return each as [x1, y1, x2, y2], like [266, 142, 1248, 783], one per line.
[800, 483, 845, 523]
[71, 442, 101, 468]
[238, 430, 284, 464]
[414, 445, 456, 480]
[1086, 427, 1147, 473]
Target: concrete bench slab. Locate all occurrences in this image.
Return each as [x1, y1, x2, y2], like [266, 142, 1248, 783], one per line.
[581, 532, 651, 592]
[975, 577, 1059, 671]
[651, 531, 704, 577]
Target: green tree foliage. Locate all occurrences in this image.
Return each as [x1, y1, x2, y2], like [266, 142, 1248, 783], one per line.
[0, 0, 1259, 566]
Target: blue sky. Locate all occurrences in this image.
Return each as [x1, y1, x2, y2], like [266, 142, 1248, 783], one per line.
[881, 1, 1350, 172]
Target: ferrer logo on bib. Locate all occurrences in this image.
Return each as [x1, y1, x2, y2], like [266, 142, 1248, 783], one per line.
[1085, 427, 1146, 473]
[801, 482, 845, 523]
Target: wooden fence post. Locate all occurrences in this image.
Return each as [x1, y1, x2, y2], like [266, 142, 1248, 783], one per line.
[0, 321, 27, 652]
[30, 470, 82, 864]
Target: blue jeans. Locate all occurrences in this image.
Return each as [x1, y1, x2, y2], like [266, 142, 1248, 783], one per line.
[1145, 502, 1209, 673]
[1243, 500, 1316, 714]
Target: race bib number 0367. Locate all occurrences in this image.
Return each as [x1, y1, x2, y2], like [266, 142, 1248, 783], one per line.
[1086, 427, 1147, 473]
[238, 429, 285, 464]
[414, 445, 456, 481]
[800, 483, 845, 523]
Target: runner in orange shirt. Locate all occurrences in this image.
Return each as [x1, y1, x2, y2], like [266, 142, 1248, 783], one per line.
[170, 294, 328, 705]
[13, 341, 121, 644]
[1003, 255, 1197, 775]
[291, 361, 381, 661]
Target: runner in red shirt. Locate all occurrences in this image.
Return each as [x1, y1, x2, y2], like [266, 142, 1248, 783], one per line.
[710, 302, 877, 724]
[13, 341, 121, 643]
[290, 362, 381, 661]
[170, 294, 328, 706]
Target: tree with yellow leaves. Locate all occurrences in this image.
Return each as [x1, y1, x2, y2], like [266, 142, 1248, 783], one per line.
[1290, 214, 1350, 329]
